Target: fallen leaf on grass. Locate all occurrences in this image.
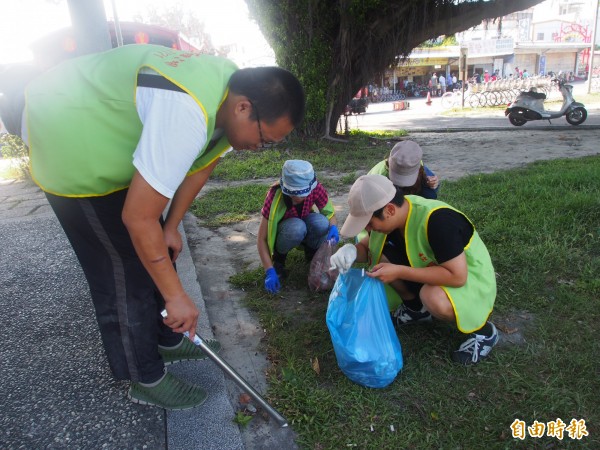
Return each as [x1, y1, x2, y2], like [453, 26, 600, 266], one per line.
[311, 357, 321, 375]
[496, 323, 518, 334]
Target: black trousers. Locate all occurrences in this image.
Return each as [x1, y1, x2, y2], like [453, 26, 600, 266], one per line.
[46, 190, 181, 383]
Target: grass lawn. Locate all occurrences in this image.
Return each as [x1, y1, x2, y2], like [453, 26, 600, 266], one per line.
[191, 140, 599, 449]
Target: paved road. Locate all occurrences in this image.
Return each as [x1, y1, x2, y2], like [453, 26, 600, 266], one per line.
[344, 80, 600, 132]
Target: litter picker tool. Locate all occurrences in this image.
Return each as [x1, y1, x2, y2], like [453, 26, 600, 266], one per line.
[161, 309, 288, 427]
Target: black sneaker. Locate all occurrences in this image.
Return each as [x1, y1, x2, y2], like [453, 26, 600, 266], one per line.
[393, 304, 433, 326]
[273, 251, 288, 278]
[452, 322, 499, 365]
[273, 261, 288, 279]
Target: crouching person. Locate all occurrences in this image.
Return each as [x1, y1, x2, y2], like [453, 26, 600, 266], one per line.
[257, 160, 338, 294]
[331, 174, 498, 365]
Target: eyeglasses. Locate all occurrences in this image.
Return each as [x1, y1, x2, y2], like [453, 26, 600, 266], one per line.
[248, 99, 275, 148]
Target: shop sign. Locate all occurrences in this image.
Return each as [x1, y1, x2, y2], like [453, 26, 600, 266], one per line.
[398, 57, 449, 67]
[467, 38, 514, 56]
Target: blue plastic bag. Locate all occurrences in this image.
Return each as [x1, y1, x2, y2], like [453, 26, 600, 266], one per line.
[326, 269, 403, 388]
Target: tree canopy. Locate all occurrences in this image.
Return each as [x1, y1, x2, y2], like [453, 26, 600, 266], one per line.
[246, 0, 545, 138]
[132, 4, 216, 54]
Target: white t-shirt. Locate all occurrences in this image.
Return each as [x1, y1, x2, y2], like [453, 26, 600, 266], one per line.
[133, 87, 208, 198]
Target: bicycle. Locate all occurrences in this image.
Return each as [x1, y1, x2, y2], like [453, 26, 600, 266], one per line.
[441, 86, 476, 109]
[441, 89, 462, 109]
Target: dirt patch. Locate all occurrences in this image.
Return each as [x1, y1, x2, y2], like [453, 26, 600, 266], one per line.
[495, 311, 535, 347]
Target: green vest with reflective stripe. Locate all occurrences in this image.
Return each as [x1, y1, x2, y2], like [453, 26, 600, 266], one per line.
[267, 188, 335, 257]
[26, 44, 237, 196]
[401, 195, 496, 332]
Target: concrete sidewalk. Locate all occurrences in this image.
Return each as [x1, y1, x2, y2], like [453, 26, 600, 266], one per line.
[0, 178, 243, 449]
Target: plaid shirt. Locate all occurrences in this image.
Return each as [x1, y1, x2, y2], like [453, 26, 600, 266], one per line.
[261, 183, 329, 220]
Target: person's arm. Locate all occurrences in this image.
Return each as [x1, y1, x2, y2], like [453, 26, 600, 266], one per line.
[423, 165, 440, 191]
[367, 252, 467, 287]
[257, 215, 281, 294]
[257, 216, 273, 270]
[122, 170, 199, 338]
[355, 234, 370, 263]
[368, 208, 471, 287]
[163, 159, 220, 262]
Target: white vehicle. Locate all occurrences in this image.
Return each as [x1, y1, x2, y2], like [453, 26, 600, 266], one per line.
[504, 79, 587, 126]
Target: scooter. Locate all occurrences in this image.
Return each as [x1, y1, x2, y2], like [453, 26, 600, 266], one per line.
[505, 79, 587, 126]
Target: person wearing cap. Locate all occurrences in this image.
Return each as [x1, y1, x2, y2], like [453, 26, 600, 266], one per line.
[360, 140, 439, 311]
[369, 140, 439, 199]
[23, 44, 305, 409]
[257, 160, 338, 294]
[331, 174, 498, 365]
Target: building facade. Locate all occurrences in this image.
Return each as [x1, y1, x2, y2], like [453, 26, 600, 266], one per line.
[381, 0, 599, 89]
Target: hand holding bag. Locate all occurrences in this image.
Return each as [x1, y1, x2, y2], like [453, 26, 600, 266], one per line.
[326, 268, 403, 388]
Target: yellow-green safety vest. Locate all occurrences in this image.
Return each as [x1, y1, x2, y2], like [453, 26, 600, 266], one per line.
[26, 44, 238, 197]
[266, 188, 335, 257]
[368, 195, 496, 332]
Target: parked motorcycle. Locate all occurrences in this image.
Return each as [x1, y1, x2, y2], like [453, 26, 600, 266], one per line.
[505, 79, 587, 126]
[345, 97, 368, 115]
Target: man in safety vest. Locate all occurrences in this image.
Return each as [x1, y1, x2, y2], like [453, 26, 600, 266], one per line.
[23, 44, 305, 409]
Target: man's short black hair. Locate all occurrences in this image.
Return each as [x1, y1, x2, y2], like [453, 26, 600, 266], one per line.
[228, 66, 305, 128]
[373, 186, 405, 219]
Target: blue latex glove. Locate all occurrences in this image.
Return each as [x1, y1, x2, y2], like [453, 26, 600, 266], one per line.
[327, 224, 340, 244]
[264, 267, 281, 293]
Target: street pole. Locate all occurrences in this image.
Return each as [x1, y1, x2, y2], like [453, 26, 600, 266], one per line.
[586, 0, 599, 94]
[66, 0, 111, 57]
[110, 0, 124, 47]
[460, 47, 468, 108]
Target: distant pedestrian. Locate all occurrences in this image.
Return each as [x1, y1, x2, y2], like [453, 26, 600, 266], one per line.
[439, 74, 446, 94]
[431, 73, 438, 95]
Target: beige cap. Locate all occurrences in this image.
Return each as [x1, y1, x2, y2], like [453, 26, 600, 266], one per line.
[388, 140, 423, 187]
[340, 174, 396, 238]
